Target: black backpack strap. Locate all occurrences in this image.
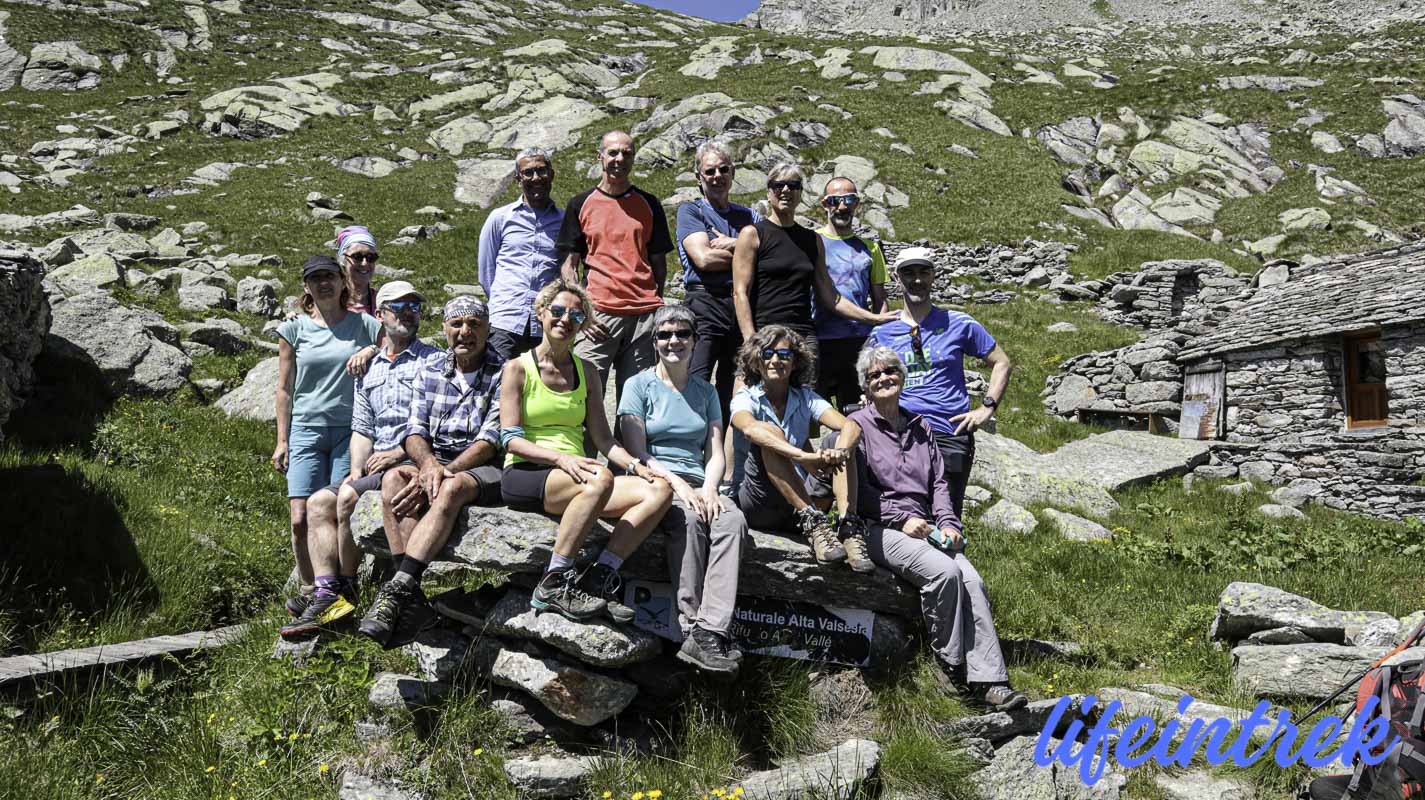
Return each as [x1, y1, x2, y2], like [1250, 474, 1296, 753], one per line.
[1411, 691, 1425, 738]
[1401, 740, 1425, 784]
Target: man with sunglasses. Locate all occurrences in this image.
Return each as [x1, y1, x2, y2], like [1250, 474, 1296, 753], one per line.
[814, 177, 889, 412]
[869, 247, 1013, 519]
[281, 281, 443, 639]
[676, 140, 760, 423]
[478, 147, 564, 363]
[557, 130, 675, 404]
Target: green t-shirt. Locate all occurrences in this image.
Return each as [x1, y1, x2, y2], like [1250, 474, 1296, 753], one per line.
[277, 312, 381, 426]
[617, 369, 720, 484]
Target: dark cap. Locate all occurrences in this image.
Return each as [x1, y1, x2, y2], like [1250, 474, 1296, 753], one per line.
[302, 255, 341, 279]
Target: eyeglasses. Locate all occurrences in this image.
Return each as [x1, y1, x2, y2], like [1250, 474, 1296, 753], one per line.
[701, 164, 733, 177]
[655, 328, 694, 341]
[909, 325, 927, 365]
[548, 303, 587, 325]
[767, 180, 803, 191]
[518, 165, 551, 179]
[865, 366, 901, 382]
[603, 148, 635, 159]
[346, 252, 378, 264]
[384, 300, 423, 314]
[761, 347, 795, 362]
[823, 194, 859, 209]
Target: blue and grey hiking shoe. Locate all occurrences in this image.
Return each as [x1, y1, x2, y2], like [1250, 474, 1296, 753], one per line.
[530, 567, 606, 621]
[576, 562, 635, 624]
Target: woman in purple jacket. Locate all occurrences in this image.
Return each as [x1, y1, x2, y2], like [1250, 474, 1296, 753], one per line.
[847, 344, 1026, 712]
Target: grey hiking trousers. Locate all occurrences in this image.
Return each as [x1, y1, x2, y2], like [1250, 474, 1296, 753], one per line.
[664, 495, 748, 635]
[866, 524, 1009, 683]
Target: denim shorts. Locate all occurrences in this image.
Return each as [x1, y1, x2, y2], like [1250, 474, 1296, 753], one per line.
[286, 424, 352, 498]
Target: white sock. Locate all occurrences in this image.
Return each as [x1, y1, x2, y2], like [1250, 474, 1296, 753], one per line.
[547, 553, 574, 573]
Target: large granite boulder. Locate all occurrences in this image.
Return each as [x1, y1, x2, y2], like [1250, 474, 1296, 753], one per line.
[1231, 644, 1423, 699]
[972, 433, 1119, 518]
[21, 41, 101, 91]
[970, 734, 1125, 799]
[485, 587, 661, 668]
[215, 356, 278, 421]
[0, 251, 50, 438]
[43, 291, 190, 396]
[738, 738, 881, 800]
[1209, 582, 1394, 643]
[200, 72, 356, 137]
[502, 754, 598, 799]
[478, 639, 638, 726]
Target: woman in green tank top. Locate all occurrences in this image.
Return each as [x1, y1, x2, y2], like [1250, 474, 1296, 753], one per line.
[498, 279, 672, 623]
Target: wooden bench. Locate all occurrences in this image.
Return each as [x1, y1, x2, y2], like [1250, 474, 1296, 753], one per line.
[1075, 407, 1169, 434]
[0, 623, 249, 692]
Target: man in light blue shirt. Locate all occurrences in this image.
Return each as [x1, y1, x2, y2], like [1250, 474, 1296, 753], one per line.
[478, 146, 564, 362]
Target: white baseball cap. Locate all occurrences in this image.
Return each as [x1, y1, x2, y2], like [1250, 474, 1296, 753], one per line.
[374, 280, 425, 307]
[892, 247, 937, 271]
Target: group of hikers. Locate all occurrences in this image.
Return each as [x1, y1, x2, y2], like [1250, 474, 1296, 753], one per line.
[270, 130, 1027, 711]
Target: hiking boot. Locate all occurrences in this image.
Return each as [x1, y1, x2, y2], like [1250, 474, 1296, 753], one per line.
[280, 593, 356, 640]
[719, 630, 744, 662]
[796, 506, 846, 564]
[359, 580, 436, 650]
[677, 625, 739, 674]
[934, 658, 971, 697]
[285, 585, 315, 618]
[974, 684, 1028, 712]
[576, 562, 635, 624]
[838, 515, 876, 574]
[530, 567, 606, 621]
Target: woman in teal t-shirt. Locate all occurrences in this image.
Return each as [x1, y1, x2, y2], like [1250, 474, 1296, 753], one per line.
[272, 255, 381, 596]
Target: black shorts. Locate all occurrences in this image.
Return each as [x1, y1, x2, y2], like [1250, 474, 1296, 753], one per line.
[501, 462, 556, 512]
[316, 468, 391, 497]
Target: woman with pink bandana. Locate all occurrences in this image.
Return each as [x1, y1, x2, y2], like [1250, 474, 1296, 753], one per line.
[336, 225, 380, 314]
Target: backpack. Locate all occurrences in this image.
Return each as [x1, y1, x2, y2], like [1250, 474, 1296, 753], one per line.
[1307, 656, 1425, 800]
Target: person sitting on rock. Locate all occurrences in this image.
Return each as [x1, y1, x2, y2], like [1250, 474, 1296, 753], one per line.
[848, 344, 1026, 712]
[281, 281, 443, 640]
[618, 303, 749, 675]
[499, 278, 673, 623]
[355, 295, 509, 649]
[728, 324, 871, 571]
[273, 255, 382, 621]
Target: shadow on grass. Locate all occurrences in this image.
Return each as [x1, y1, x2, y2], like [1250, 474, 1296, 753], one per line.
[0, 461, 153, 654]
[3, 345, 115, 450]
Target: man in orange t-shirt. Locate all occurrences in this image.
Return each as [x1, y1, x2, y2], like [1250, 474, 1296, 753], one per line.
[557, 130, 674, 403]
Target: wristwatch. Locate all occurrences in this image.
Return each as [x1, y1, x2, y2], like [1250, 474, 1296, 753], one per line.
[982, 396, 999, 409]
[626, 458, 644, 475]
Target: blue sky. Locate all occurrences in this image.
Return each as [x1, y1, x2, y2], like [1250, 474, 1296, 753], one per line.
[626, 0, 760, 22]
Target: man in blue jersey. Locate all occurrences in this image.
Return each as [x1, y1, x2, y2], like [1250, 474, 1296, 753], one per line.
[869, 247, 1012, 518]
[676, 140, 760, 421]
[814, 177, 888, 412]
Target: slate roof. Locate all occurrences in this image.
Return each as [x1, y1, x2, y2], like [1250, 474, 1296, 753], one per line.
[1179, 242, 1425, 361]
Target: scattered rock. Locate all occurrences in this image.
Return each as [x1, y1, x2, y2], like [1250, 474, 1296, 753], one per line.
[215, 356, 278, 421]
[21, 41, 102, 91]
[738, 738, 880, 800]
[1278, 207, 1331, 232]
[1210, 581, 1394, 644]
[975, 499, 1037, 534]
[1244, 626, 1313, 645]
[1042, 508, 1113, 542]
[970, 734, 1125, 799]
[338, 771, 425, 800]
[177, 283, 233, 312]
[1155, 771, 1255, 800]
[179, 318, 248, 354]
[236, 276, 281, 319]
[368, 671, 450, 714]
[1346, 618, 1402, 648]
[44, 291, 191, 396]
[1232, 643, 1421, 699]
[485, 588, 662, 668]
[484, 643, 638, 727]
[403, 627, 472, 683]
[502, 754, 598, 799]
[1256, 503, 1305, 520]
[453, 158, 515, 207]
[45, 253, 124, 296]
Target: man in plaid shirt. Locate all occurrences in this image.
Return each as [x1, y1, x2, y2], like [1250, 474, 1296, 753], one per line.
[358, 296, 506, 648]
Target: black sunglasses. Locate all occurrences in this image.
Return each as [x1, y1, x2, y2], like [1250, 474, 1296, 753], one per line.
[548, 303, 587, 325]
[823, 193, 859, 209]
[768, 180, 803, 191]
[701, 164, 733, 177]
[346, 252, 378, 264]
[655, 328, 694, 341]
[865, 366, 901, 382]
[761, 347, 795, 361]
[519, 165, 551, 179]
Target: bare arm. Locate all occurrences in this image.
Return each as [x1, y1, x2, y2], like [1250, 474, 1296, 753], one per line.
[348, 432, 374, 480]
[814, 239, 896, 325]
[683, 231, 734, 272]
[651, 251, 667, 296]
[730, 409, 815, 462]
[583, 366, 647, 474]
[732, 226, 759, 340]
[982, 344, 1012, 405]
[701, 420, 727, 493]
[870, 281, 889, 314]
[272, 338, 296, 471]
[560, 252, 581, 285]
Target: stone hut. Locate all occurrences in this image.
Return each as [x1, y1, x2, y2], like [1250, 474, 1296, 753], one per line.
[1173, 244, 1425, 519]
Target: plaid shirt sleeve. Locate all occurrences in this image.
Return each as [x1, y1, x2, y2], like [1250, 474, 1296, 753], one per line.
[476, 378, 502, 450]
[407, 368, 436, 443]
[352, 374, 375, 439]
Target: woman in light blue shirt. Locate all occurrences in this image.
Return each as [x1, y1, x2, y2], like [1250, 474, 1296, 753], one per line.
[619, 304, 748, 675]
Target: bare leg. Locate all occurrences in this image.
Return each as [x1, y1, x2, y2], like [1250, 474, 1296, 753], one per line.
[541, 467, 616, 557]
[405, 474, 480, 564]
[289, 497, 313, 585]
[380, 466, 420, 556]
[305, 489, 342, 579]
[597, 475, 673, 559]
[335, 483, 363, 577]
[744, 421, 814, 512]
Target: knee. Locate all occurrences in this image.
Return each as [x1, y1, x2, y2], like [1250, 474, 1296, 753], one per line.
[336, 485, 360, 516]
[307, 490, 335, 519]
[289, 503, 308, 533]
[585, 467, 615, 498]
[381, 468, 410, 500]
[648, 478, 674, 506]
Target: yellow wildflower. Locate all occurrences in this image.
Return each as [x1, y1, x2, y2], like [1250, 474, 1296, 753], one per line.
[206, 766, 217, 774]
[734, 789, 745, 797]
[603, 793, 613, 799]
[288, 732, 299, 742]
[257, 759, 267, 767]
[318, 764, 330, 774]
[95, 774, 105, 785]
[633, 793, 645, 800]
[472, 748, 484, 756]
[650, 791, 663, 799]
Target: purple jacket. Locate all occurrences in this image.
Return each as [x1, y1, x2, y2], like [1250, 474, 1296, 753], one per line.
[850, 403, 962, 533]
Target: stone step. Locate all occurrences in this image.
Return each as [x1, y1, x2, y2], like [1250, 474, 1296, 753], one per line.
[351, 494, 921, 617]
[0, 623, 249, 690]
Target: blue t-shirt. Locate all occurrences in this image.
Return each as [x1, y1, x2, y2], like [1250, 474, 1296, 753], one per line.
[617, 369, 721, 484]
[729, 383, 833, 484]
[869, 308, 996, 433]
[277, 312, 382, 426]
[675, 198, 759, 291]
[814, 227, 887, 340]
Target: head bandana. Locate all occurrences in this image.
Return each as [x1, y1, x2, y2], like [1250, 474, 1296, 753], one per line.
[336, 225, 378, 259]
[443, 295, 488, 320]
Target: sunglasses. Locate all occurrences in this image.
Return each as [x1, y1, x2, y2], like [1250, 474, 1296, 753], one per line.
[384, 300, 423, 314]
[518, 165, 551, 179]
[768, 180, 803, 191]
[346, 252, 378, 264]
[909, 325, 927, 365]
[701, 164, 733, 177]
[655, 328, 694, 341]
[548, 303, 587, 325]
[823, 193, 859, 208]
[761, 347, 795, 362]
[865, 366, 901, 382]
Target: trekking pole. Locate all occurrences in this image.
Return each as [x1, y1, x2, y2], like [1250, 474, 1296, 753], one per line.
[1293, 618, 1425, 728]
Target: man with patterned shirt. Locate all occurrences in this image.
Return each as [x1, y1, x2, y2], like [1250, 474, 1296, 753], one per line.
[357, 296, 506, 648]
[281, 281, 443, 639]
[814, 176, 888, 412]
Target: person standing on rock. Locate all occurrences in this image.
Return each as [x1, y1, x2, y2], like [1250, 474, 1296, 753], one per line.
[478, 146, 564, 363]
[728, 325, 871, 571]
[556, 130, 674, 405]
[848, 345, 1026, 712]
[869, 247, 1012, 520]
[676, 140, 760, 425]
[618, 304, 748, 675]
[732, 162, 897, 381]
[336, 225, 380, 314]
[280, 281, 443, 640]
[272, 255, 382, 613]
[356, 295, 509, 649]
[499, 278, 672, 624]
[814, 177, 888, 412]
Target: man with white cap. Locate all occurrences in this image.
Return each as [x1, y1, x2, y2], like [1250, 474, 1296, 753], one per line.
[358, 295, 507, 648]
[282, 280, 443, 639]
[868, 247, 1012, 519]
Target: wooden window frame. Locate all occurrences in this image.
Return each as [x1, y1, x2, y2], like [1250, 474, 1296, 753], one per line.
[1343, 332, 1388, 430]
